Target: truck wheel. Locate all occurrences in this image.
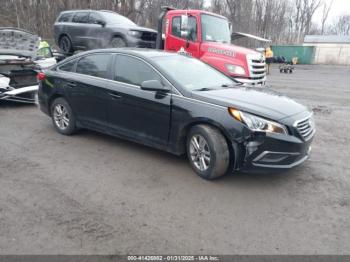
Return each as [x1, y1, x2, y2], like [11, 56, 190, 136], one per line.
[51, 97, 76, 135]
[59, 35, 74, 55]
[186, 125, 230, 180]
[110, 37, 127, 48]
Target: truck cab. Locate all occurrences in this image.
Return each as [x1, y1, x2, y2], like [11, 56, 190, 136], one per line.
[156, 8, 266, 86]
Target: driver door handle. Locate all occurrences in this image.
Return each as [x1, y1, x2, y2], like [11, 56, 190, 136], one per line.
[109, 92, 122, 99]
[66, 81, 77, 87]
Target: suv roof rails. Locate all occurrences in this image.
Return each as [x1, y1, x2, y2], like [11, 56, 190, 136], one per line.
[61, 9, 92, 12]
[99, 10, 117, 13]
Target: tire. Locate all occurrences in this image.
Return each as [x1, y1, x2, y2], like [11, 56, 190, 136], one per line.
[59, 35, 74, 55]
[186, 125, 230, 180]
[110, 37, 127, 48]
[50, 97, 76, 135]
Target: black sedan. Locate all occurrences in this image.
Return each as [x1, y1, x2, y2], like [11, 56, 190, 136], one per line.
[38, 49, 315, 179]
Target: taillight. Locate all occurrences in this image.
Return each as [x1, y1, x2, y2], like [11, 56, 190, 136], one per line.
[37, 72, 46, 81]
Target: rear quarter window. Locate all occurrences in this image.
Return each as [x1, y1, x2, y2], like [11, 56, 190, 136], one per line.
[58, 13, 73, 22]
[57, 60, 76, 72]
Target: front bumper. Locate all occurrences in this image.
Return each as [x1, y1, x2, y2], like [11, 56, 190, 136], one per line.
[126, 36, 156, 49]
[239, 131, 314, 172]
[0, 85, 38, 103]
[233, 76, 266, 87]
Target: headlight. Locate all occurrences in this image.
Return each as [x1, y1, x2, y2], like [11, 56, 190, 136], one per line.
[228, 108, 288, 135]
[226, 64, 246, 75]
[128, 30, 142, 38]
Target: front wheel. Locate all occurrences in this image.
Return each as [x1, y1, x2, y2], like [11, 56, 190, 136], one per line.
[51, 97, 76, 135]
[110, 37, 127, 48]
[186, 125, 230, 180]
[59, 35, 74, 55]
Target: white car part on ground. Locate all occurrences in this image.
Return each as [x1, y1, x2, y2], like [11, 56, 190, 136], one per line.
[0, 84, 38, 103]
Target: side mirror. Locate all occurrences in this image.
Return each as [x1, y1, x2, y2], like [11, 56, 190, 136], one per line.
[141, 80, 170, 92]
[95, 20, 106, 27]
[228, 22, 233, 34]
[180, 15, 189, 31]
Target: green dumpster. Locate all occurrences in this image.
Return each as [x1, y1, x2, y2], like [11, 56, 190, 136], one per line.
[271, 45, 315, 64]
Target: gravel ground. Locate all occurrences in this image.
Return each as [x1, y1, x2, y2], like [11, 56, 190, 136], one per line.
[0, 64, 349, 255]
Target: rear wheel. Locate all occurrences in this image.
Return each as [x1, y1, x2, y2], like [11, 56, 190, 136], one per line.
[110, 37, 127, 48]
[51, 97, 76, 135]
[186, 125, 230, 180]
[59, 35, 74, 55]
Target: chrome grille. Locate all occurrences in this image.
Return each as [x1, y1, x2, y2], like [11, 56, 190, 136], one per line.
[295, 116, 315, 140]
[141, 32, 157, 42]
[247, 54, 266, 81]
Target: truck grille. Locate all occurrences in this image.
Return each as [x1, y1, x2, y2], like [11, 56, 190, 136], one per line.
[141, 32, 157, 42]
[247, 53, 266, 82]
[295, 116, 315, 140]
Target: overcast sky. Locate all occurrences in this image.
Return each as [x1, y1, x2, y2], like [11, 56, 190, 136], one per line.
[204, 0, 349, 26]
[313, 0, 350, 25]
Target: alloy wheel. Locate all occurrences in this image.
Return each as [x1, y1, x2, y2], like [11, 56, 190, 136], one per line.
[189, 134, 211, 171]
[53, 104, 70, 130]
[60, 37, 70, 53]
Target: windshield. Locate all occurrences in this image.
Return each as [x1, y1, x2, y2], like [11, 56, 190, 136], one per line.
[100, 12, 136, 26]
[153, 55, 235, 91]
[201, 14, 231, 43]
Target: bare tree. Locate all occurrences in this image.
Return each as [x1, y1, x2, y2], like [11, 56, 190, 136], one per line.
[330, 15, 350, 35]
[0, 0, 325, 45]
[320, 0, 334, 35]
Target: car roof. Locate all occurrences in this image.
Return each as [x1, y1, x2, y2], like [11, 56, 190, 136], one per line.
[60, 10, 92, 13]
[72, 48, 177, 60]
[168, 9, 227, 20]
[59, 10, 118, 14]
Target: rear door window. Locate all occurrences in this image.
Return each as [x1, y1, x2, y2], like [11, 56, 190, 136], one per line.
[58, 60, 76, 72]
[72, 12, 89, 23]
[58, 12, 73, 22]
[114, 55, 161, 86]
[76, 54, 111, 79]
[89, 12, 103, 24]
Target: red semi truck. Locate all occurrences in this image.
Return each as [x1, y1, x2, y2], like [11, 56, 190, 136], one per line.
[155, 7, 267, 86]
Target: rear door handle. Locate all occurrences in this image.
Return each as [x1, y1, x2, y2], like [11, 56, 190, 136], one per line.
[67, 81, 77, 87]
[108, 92, 122, 99]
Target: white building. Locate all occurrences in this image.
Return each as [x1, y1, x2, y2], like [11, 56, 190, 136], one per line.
[303, 35, 350, 65]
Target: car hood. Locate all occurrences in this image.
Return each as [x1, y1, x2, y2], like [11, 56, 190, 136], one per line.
[109, 24, 157, 34]
[0, 28, 40, 59]
[130, 26, 157, 33]
[191, 87, 308, 121]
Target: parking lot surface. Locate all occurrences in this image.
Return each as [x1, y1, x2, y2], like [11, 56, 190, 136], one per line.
[0, 65, 349, 254]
